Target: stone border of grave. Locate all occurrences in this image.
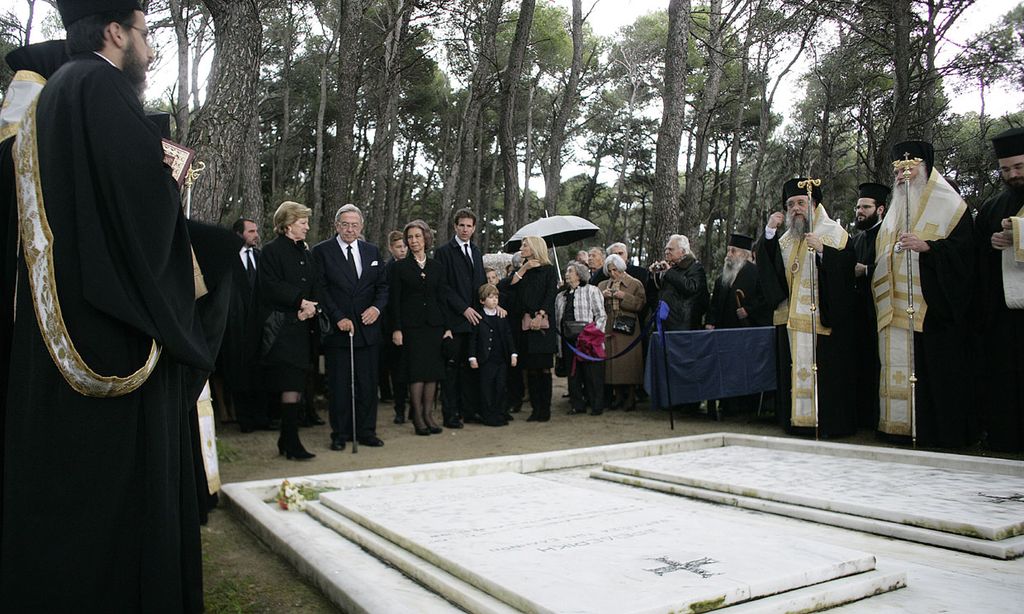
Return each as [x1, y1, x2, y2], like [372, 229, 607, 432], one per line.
[595, 434, 1024, 560]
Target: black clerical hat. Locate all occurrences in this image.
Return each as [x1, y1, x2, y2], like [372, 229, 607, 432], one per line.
[782, 178, 822, 206]
[728, 233, 753, 251]
[991, 127, 1024, 159]
[5, 40, 69, 79]
[57, 0, 142, 27]
[892, 140, 934, 175]
[858, 182, 890, 206]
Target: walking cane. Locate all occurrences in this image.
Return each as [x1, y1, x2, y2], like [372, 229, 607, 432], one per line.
[656, 300, 674, 430]
[349, 330, 358, 454]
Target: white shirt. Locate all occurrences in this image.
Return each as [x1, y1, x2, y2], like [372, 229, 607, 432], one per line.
[239, 246, 256, 271]
[336, 236, 362, 277]
[455, 237, 474, 261]
[93, 51, 117, 68]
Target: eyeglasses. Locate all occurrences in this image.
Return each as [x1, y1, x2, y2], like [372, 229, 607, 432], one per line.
[337, 222, 362, 229]
[124, 24, 152, 44]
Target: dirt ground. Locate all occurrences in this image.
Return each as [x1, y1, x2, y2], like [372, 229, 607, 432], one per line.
[201, 379, 1022, 612]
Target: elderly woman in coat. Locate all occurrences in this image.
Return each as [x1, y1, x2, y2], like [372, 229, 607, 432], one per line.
[555, 261, 607, 415]
[598, 253, 646, 411]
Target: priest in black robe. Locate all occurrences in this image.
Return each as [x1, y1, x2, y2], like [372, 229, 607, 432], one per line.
[874, 141, 974, 448]
[705, 233, 769, 416]
[974, 127, 1024, 452]
[757, 178, 858, 438]
[1, 2, 212, 611]
[851, 182, 889, 429]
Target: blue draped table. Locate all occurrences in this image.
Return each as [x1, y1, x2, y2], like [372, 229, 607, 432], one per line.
[644, 327, 777, 408]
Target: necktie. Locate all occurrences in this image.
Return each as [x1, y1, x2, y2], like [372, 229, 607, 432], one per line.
[463, 243, 472, 266]
[245, 249, 256, 285]
[346, 244, 357, 278]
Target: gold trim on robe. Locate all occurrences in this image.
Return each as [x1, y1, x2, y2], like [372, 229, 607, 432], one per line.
[873, 169, 966, 435]
[0, 70, 48, 143]
[1003, 206, 1024, 309]
[13, 101, 161, 397]
[776, 203, 848, 427]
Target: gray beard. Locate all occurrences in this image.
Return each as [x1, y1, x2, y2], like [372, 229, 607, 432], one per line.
[892, 169, 927, 221]
[720, 258, 743, 288]
[785, 209, 807, 235]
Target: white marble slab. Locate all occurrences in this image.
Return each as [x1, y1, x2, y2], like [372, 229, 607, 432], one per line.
[602, 446, 1024, 541]
[319, 472, 882, 614]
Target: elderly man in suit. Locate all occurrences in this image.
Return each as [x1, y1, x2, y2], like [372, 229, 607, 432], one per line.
[434, 208, 488, 428]
[314, 204, 389, 450]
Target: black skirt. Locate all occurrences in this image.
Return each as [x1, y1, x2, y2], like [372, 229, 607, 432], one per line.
[400, 326, 447, 382]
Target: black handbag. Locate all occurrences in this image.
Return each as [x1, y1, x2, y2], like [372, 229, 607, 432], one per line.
[317, 309, 335, 342]
[562, 320, 587, 340]
[612, 314, 637, 335]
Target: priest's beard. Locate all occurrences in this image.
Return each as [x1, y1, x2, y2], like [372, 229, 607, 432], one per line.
[892, 168, 927, 220]
[1003, 175, 1024, 196]
[785, 209, 807, 235]
[720, 255, 744, 288]
[122, 40, 148, 99]
[855, 211, 879, 231]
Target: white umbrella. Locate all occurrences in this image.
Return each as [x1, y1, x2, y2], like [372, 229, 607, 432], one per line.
[503, 215, 599, 282]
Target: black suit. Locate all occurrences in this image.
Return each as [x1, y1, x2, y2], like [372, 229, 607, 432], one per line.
[218, 246, 269, 429]
[469, 313, 516, 425]
[313, 237, 388, 443]
[434, 236, 486, 423]
[852, 222, 881, 428]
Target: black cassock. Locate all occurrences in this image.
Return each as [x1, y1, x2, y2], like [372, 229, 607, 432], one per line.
[973, 189, 1024, 451]
[757, 235, 858, 438]
[706, 261, 770, 329]
[1, 54, 212, 612]
[852, 223, 881, 429]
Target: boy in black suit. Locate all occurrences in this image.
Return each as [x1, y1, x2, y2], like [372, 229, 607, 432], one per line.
[468, 284, 517, 426]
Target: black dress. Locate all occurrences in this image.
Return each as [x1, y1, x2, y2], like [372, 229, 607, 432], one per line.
[258, 234, 318, 391]
[389, 255, 449, 382]
[512, 264, 559, 369]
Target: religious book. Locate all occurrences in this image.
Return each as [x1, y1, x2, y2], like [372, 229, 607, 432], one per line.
[161, 139, 196, 188]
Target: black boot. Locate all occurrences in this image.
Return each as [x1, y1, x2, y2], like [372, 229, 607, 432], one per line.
[538, 372, 553, 421]
[525, 372, 541, 421]
[278, 403, 315, 460]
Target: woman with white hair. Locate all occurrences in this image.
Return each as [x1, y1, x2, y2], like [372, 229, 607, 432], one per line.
[509, 236, 559, 421]
[555, 261, 606, 415]
[599, 253, 646, 410]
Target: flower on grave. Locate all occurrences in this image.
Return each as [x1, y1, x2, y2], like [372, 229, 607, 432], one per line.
[276, 479, 307, 511]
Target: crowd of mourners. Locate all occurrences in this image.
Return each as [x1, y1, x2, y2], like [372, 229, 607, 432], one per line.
[218, 132, 1024, 461]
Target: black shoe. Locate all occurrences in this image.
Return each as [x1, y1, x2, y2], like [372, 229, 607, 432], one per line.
[428, 425, 443, 434]
[330, 440, 346, 451]
[526, 414, 540, 422]
[393, 415, 406, 424]
[463, 414, 483, 424]
[589, 409, 603, 416]
[505, 412, 514, 421]
[414, 426, 431, 436]
[443, 419, 464, 429]
[358, 436, 385, 447]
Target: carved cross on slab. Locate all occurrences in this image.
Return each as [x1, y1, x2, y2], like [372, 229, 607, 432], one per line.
[644, 556, 720, 579]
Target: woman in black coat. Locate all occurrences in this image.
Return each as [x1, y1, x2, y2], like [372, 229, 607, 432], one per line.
[390, 219, 453, 435]
[259, 201, 318, 460]
[509, 235, 559, 421]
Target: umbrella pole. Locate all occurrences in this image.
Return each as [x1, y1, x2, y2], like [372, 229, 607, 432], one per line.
[551, 246, 562, 283]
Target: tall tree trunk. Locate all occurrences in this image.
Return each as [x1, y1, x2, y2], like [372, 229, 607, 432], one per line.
[239, 111, 264, 226]
[188, 0, 262, 224]
[190, 12, 209, 112]
[682, 0, 724, 236]
[169, 0, 191, 142]
[726, 3, 753, 235]
[581, 134, 609, 221]
[23, 0, 35, 45]
[499, 0, 536, 237]
[366, 0, 414, 245]
[439, 0, 503, 242]
[883, 0, 911, 169]
[522, 77, 537, 217]
[274, 5, 295, 200]
[649, 0, 691, 259]
[541, 0, 584, 216]
[323, 0, 367, 233]
[311, 21, 340, 238]
[614, 88, 639, 229]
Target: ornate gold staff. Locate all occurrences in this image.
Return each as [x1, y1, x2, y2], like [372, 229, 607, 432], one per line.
[797, 177, 822, 441]
[184, 160, 206, 220]
[892, 153, 920, 449]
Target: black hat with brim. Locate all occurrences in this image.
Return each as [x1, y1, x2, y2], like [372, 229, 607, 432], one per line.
[892, 140, 934, 175]
[991, 127, 1024, 159]
[728, 233, 753, 251]
[858, 182, 890, 206]
[5, 40, 69, 79]
[57, 0, 142, 28]
[782, 178, 822, 206]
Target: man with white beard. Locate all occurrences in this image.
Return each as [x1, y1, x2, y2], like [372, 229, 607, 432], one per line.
[873, 140, 974, 448]
[706, 233, 768, 416]
[706, 233, 768, 330]
[757, 178, 857, 438]
[852, 182, 889, 429]
[973, 127, 1024, 452]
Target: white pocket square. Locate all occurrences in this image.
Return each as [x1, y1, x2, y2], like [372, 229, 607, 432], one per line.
[370, 260, 379, 266]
